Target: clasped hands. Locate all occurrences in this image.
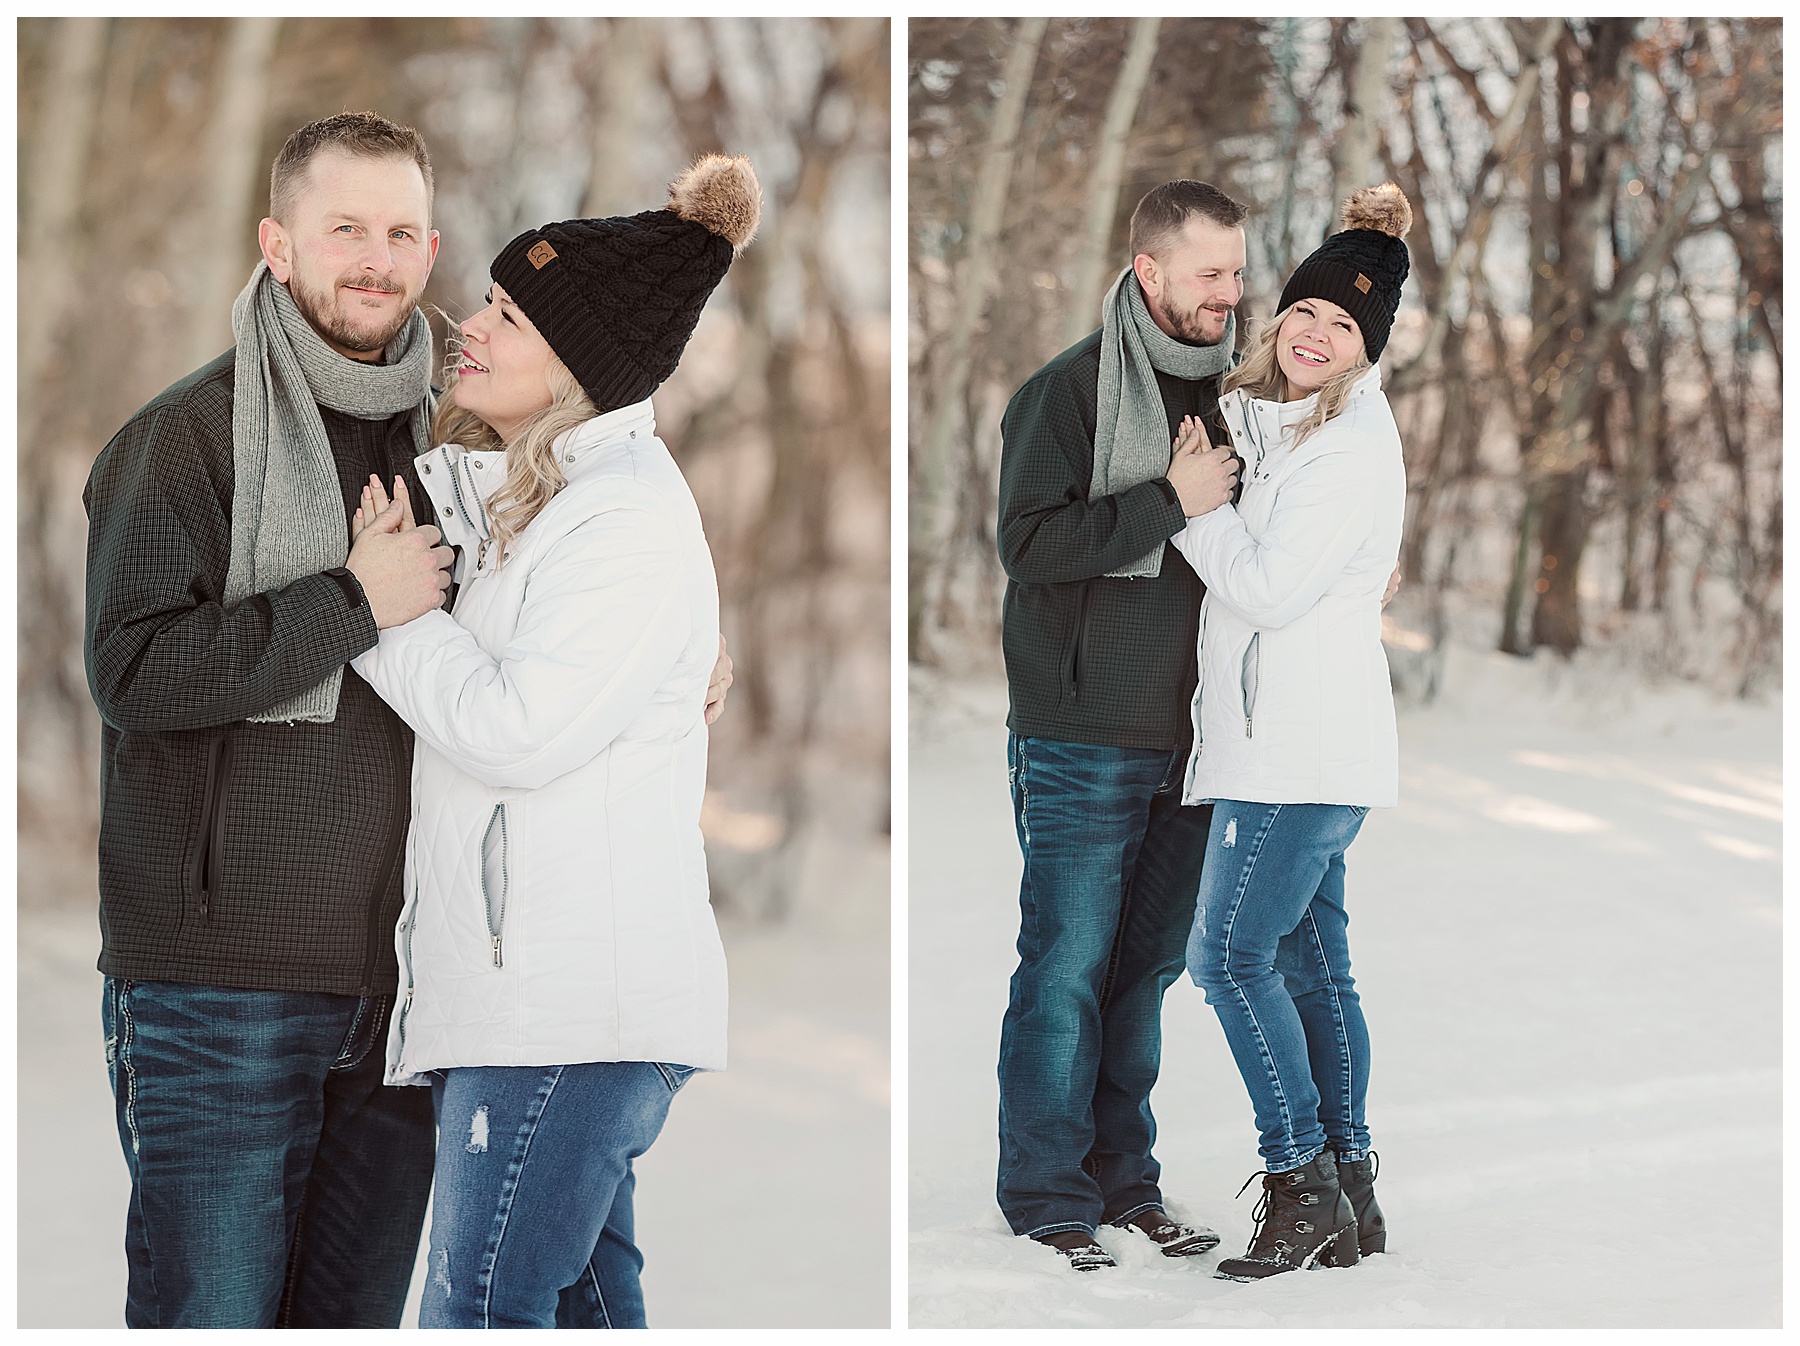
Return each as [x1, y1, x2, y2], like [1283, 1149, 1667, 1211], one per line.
[1165, 416, 1238, 519]
[346, 475, 454, 629]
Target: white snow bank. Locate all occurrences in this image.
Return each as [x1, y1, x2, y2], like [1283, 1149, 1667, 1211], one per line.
[909, 647, 1780, 1328]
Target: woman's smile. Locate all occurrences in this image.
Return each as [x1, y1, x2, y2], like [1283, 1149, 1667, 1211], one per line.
[1275, 297, 1364, 394]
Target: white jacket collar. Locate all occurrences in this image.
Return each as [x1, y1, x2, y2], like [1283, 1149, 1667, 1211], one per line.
[1239, 361, 1383, 425]
[553, 398, 657, 478]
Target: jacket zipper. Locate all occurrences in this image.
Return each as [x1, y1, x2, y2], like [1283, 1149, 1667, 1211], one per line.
[358, 712, 411, 996]
[481, 803, 510, 968]
[394, 890, 415, 1069]
[1062, 583, 1092, 703]
[191, 730, 233, 921]
[1241, 632, 1260, 739]
[1189, 606, 1208, 764]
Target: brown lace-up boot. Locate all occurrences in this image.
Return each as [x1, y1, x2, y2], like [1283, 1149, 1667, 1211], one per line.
[1214, 1150, 1360, 1281]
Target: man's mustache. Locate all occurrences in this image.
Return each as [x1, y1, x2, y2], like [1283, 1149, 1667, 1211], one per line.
[338, 274, 403, 294]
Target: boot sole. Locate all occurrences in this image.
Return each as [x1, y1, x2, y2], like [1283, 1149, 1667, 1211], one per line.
[1155, 1233, 1222, 1257]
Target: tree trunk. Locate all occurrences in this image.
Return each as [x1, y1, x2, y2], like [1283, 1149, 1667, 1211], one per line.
[1499, 482, 1541, 655]
[20, 17, 109, 400]
[1328, 17, 1397, 217]
[1529, 465, 1591, 655]
[911, 16, 1047, 659]
[1058, 17, 1162, 347]
[581, 18, 651, 218]
[184, 18, 283, 369]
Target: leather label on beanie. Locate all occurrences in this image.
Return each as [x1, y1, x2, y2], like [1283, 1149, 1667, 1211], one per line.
[1354, 272, 1372, 293]
[527, 241, 558, 269]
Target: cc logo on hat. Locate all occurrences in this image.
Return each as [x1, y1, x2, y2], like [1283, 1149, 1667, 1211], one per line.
[1354, 272, 1372, 293]
[527, 240, 558, 269]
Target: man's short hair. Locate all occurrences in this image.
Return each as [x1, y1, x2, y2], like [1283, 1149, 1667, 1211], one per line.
[269, 111, 434, 224]
[1128, 180, 1248, 261]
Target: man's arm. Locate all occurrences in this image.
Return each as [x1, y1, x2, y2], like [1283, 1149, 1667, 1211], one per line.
[995, 365, 1190, 585]
[83, 402, 443, 732]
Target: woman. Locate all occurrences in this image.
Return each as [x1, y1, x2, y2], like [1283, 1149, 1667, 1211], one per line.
[1169, 183, 1411, 1281]
[346, 153, 760, 1328]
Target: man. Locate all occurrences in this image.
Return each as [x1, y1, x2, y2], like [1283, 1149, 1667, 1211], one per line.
[83, 112, 733, 1327]
[993, 180, 1247, 1271]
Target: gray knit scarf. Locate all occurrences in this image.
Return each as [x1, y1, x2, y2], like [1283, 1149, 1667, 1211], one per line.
[1090, 267, 1236, 578]
[226, 261, 434, 723]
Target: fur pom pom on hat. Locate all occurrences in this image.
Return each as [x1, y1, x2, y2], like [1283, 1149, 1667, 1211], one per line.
[489, 154, 762, 412]
[1340, 181, 1412, 239]
[1278, 181, 1413, 362]
[668, 153, 761, 251]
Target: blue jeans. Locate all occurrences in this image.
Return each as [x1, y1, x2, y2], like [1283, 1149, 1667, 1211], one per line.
[1186, 802, 1372, 1172]
[420, 1060, 692, 1329]
[101, 978, 436, 1328]
[996, 734, 1213, 1237]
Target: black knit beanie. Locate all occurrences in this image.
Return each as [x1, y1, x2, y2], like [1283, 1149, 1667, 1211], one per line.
[490, 154, 761, 413]
[1277, 183, 1412, 361]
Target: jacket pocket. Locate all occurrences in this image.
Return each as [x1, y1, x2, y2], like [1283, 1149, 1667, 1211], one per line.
[1061, 583, 1092, 704]
[188, 730, 234, 922]
[1240, 632, 1260, 739]
[481, 803, 510, 968]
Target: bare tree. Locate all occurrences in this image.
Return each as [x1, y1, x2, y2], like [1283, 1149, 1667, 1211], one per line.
[1059, 17, 1162, 346]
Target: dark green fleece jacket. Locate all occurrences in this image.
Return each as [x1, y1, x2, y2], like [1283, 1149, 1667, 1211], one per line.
[996, 328, 1227, 751]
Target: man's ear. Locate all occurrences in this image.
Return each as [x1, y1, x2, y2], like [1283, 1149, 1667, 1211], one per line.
[259, 217, 292, 283]
[1132, 251, 1160, 301]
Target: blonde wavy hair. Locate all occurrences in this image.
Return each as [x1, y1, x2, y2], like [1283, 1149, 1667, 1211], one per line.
[1222, 300, 1372, 449]
[431, 349, 597, 565]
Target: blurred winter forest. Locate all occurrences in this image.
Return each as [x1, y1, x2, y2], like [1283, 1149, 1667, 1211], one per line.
[19, 16, 891, 924]
[910, 17, 1781, 699]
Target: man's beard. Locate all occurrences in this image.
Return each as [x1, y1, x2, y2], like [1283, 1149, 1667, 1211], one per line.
[1168, 301, 1233, 345]
[287, 269, 417, 355]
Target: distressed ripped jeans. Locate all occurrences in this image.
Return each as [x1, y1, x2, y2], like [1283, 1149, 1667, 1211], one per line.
[101, 978, 435, 1328]
[421, 1060, 693, 1329]
[1186, 801, 1372, 1172]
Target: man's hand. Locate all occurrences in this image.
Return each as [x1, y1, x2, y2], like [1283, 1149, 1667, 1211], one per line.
[1166, 415, 1238, 518]
[1382, 563, 1402, 608]
[346, 487, 454, 629]
[705, 634, 734, 726]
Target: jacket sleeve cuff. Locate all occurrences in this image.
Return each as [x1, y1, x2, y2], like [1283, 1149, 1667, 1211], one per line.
[1146, 477, 1191, 538]
[296, 569, 380, 662]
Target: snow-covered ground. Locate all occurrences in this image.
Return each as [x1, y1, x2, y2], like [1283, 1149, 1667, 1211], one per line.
[19, 844, 889, 1329]
[909, 649, 1781, 1328]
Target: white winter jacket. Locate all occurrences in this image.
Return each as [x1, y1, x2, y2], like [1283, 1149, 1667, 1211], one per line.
[351, 400, 726, 1085]
[1172, 364, 1405, 808]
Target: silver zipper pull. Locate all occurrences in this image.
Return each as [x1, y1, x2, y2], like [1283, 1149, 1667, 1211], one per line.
[492, 935, 504, 968]
[1246, 717, 1254, 738]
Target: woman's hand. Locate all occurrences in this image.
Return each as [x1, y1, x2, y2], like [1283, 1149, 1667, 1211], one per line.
[1167, 415, 1238, 518]
[704, 634, 734, 726]
[1382, 563, 1402, 608]
[352, 474, 418, 544]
